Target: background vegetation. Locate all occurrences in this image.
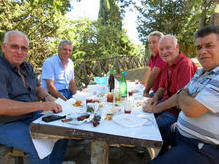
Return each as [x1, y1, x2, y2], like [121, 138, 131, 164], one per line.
[0, 0, 218, 68]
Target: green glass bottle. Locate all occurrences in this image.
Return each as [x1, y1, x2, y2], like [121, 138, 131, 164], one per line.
[119, 72, 127, 97]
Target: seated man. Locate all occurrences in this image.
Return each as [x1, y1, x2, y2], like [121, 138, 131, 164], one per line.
[41, 40, 77, 100]
[149, 25, 219, 164]
[0, 30, 67, 164]
[142, 31, 166, 97]
[143, 35, 197, 154]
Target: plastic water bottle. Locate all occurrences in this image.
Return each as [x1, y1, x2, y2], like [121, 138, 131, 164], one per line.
[119, 72, 127, 97]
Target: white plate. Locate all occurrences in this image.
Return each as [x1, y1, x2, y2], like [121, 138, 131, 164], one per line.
[112, 114, 151, 128]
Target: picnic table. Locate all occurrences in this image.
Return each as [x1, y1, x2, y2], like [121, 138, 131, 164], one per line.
[30, 82, 162, 164]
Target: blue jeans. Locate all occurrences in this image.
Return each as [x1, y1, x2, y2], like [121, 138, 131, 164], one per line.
[155, 112, 177, 131]
[0, 112, 67, 164]
[149, 129, 219, 164]
[59, 89, 72, 100]
[155, 112, 177, 155]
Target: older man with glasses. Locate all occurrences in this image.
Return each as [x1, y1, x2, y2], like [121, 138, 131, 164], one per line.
[0, 30, 67, 164]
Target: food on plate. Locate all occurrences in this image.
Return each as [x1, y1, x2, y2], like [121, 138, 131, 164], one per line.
[86, 99, 100, 104]
[73, 100, 82, 107]
[124, 108, 131, 114]
[87, 106, 94, 113]
[105, 114, 112, 120]
[93, 115, 101, 127]
[77, 114, 90, 121]
[61, 118, 73, 122]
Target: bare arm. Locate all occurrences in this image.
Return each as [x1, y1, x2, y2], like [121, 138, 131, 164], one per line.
[36, 86, 56, 102]
[141, 67, 151, 86]
[178, 89, 209, 117]
[0, 98, 62, 116]
[144, 67, 161, 97]
[153, 93, 178, 113]
[69, 79, 77, 95]
[45, 79, 67, 101]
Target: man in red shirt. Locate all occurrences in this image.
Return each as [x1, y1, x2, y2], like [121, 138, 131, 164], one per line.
[142, 31, 166, 97]
[143, 34, 197, 154]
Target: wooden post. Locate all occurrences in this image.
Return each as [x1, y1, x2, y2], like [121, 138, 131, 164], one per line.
[91, 140, 109, 164]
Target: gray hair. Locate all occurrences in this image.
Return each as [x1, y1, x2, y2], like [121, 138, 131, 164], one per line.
[3, 30, 29, 45]
[58, 40, 73, 51]
[159, 34, 178, 47]
[148, 31, 164, 40]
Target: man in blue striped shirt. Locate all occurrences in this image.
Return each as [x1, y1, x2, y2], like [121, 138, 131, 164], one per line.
[149, 25, 219, 164]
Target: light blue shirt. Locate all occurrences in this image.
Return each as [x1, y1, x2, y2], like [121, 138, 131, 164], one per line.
[177, 66, 219, 144]
[41, 54, 74, 91]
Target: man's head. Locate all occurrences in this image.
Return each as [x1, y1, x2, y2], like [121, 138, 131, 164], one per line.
[159, 34, 179, 66]
[1, 30, 29, 67]
[58, 40, 73, 63]
[148, 31, 163, 56]
[194, 25, 219, 71]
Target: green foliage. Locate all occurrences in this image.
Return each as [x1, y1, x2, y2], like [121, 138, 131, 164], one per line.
[136, 0, 216, 57]
[0, 0, 71, 67]
[0, 0, 141, 69]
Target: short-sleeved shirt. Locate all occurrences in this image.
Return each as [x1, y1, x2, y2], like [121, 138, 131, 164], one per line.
[148, 53, 166, 92]
[41, 54, 74, 91]
[177, 66, 219, 145]
[159, 53, 198, 116]
[0, 54, 40, 123]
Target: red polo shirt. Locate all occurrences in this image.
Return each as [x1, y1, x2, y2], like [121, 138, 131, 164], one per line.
[148, 53, 166, 92]
[159, 53, 198, 116]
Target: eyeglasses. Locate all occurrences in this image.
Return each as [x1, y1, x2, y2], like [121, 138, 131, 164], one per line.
[8, 44, 28, 52]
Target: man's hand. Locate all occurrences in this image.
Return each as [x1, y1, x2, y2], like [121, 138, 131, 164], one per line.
[41, 102, 62, 113]
[143, 89, 150, 97]
[142, 98, 158, 113]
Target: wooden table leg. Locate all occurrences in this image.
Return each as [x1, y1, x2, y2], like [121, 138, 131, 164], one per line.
[91, 140, 109, 164]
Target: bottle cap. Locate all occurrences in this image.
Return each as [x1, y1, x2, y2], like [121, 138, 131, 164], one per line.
[121, 72, 127, 76]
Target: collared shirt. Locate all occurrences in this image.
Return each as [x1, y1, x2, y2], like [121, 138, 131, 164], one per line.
[148, 53, 166, 92]
[41, 54, 74, 91]
[159, 53, 198, 116]
[177, 66, 219, 145]
[0, 54, 40, 123]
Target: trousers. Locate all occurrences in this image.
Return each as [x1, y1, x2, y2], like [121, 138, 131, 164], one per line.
[0, 112, 68, 164]
[59, 89, 72, 100]
[149, 129, 219, 164]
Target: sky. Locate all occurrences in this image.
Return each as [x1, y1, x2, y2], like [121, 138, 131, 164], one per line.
[66, 0, 141, 45]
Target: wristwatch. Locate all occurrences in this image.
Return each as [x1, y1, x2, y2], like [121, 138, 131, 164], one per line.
[177, 89, 183, 95]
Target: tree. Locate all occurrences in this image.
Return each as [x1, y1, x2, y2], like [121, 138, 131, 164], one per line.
[0, 0, 71, 67]
[136, 0, 216, 57]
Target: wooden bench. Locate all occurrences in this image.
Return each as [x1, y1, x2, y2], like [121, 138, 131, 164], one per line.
[0, 145, 26, 164]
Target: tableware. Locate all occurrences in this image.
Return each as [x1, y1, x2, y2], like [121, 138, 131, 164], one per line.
[113, 114, 151, 128]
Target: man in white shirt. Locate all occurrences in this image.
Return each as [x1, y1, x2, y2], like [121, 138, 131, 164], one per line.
[41, 40, 77, 100]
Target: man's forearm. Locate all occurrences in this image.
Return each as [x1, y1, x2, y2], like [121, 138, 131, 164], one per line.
[153, 88, 164, 102]
[144, 67, 161, 93]
[178, 89, 209, 117]
[0, 98, 43, 116]
[69, 79, 77, 95]
[141, 68, 151, 86]
[47, 85, 66, 100]
[156, 94, 178, 113]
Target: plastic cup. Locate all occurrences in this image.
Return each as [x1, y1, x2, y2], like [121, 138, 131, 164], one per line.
[107, 93, 113, 103]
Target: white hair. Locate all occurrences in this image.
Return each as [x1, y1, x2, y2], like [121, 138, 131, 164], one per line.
[3, 30, 29, 45]
[159, 34, 178, 47]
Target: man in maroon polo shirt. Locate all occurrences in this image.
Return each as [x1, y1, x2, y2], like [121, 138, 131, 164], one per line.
[142, 31, 166, 97]
[143, 34, 197, 154]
